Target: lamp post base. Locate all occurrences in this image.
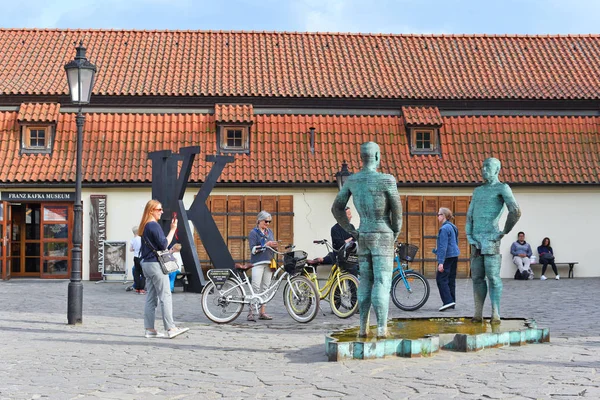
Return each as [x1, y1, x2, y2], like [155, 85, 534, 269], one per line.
[67, 281, 83, 324]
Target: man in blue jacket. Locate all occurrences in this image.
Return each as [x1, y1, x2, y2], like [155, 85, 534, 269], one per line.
[511, 232, 533, 280]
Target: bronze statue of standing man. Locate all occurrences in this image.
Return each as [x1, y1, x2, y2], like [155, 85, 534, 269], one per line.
[466, 157, 521, 324]
[332, 142, 402, 338]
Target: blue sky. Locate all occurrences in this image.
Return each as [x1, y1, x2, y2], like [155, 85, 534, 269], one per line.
[2, 0, 599, 34]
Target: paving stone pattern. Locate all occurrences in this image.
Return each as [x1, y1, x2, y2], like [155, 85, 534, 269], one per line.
[0, 278, 599, 399]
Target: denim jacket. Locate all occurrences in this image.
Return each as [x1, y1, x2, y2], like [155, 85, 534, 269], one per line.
[436, 221, 460, 264]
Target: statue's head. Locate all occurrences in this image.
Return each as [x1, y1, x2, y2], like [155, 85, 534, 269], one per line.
[482, 157, 501, 182]
[360, 142, 380, 169]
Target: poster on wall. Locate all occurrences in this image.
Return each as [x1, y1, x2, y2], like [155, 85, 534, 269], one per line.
[89, 195, 107, 279]
[103, 241, 127, 274]
[44, 205, 68, 221]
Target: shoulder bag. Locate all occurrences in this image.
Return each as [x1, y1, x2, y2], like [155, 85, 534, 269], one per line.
[142, 236, 179, 275]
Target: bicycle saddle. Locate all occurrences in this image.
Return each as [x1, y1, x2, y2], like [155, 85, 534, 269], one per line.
[234, 263, 254, 270]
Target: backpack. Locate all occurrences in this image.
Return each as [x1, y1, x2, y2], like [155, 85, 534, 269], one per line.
[514, 269, 530, 280]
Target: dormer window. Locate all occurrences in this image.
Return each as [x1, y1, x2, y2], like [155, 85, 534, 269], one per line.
[411, 128, 437, 153]
[22, 125, 53, 154]
[220, 125, 249, 153]
[402, 106, 443, 156]
[214, 103, 254, 154]
[17, 102, 60, 155]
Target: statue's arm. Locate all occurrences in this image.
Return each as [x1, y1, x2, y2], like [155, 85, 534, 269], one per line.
[465, 194, 479, 248]
[331, 184, 357, 238]
[500, 184, 521, 236]
[386, 177, 402, 239]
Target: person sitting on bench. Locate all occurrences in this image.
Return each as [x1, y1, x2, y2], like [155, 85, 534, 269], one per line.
[511, 231, 533, 280]
[538, 237, 559, 280]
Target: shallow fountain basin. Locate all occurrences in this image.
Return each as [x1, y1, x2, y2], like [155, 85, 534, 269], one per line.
[325, 317, 549, 361]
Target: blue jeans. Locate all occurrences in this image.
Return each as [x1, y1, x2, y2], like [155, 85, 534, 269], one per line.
[133, 256, 145, 290]
[436, 257, 458, 305]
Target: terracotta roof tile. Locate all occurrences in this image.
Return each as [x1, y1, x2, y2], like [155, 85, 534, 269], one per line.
[402, 106, 443, 126]
[214, 104, 254, 123]
[0, 111, 598, 185]
[1, 30, 600, 100]
[17, 102, 60, 123]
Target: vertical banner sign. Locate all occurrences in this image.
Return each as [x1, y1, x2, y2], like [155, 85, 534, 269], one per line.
[89, 195, 107, 280]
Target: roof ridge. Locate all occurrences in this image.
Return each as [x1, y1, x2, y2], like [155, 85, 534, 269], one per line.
[0, 28, 599, 38]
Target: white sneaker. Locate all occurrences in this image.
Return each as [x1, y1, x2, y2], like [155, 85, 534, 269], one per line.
[555, 275, 560, 280]
[144, 330, 165, 338]
[540, 275, 547, 280]
[439, 302, 456, 311]
[167, 327, 190, 339]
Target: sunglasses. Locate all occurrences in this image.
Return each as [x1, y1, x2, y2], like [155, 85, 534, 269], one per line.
[437, 213, 443, 216]
[263, 220, 272, 224]
[154, 208, 163, 212]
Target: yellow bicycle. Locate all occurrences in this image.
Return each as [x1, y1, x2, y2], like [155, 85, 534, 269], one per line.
[304, 239, 359, 318]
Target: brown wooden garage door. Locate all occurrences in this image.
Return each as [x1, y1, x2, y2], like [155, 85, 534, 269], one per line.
[194, 195, 294, 266]
[397, 195, 471, 278]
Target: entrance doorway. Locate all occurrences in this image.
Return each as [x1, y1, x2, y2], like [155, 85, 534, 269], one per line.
[6, 202, 73, 279]
[1, 202, 12, 280]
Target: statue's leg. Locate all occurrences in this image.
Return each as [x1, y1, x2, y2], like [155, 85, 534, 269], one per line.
[470, 250, 487, 322]
[357, 252, 373, 337]
[371, 253, 394, 338]
[485, 254, 503, 324]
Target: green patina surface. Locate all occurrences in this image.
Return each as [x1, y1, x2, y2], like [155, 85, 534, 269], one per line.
[466, 158, 521, 323]
[331, 142, 403, 338]
[326, 317, 549, 361]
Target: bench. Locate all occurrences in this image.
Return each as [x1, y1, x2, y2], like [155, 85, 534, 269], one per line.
[532, 261, 578, 278]
[174, 271, 191, 291]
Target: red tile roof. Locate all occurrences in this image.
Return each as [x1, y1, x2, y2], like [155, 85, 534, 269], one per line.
[215, 104, 254, 123]
[402, 106, 443, 126]
[1, 111, 598, 185]
[17, 103, 61, 123]
[1, 29, 599, 100]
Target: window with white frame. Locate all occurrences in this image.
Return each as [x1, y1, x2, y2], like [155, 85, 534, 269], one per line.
[219, 125, 250, 153]
[21, 126, 52, 154]
[410, 128, 438, 155]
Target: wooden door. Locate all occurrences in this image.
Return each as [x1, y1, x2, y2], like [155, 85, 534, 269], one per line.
[0, 202, 11, 280]
[400, 195, 471, 278]
[194, 195, 294, 268]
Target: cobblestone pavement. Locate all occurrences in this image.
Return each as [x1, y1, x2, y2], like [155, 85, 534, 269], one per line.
[0, 277, 599, 399]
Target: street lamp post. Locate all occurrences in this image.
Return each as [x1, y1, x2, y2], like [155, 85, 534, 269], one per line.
[335, 161, 352, 190]
[64, 41, 97, 325]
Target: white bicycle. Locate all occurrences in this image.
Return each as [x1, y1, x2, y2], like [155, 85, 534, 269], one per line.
[201, 245, 320, 324]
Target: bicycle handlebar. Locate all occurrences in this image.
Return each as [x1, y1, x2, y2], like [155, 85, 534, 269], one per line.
[313, 239, 328, 244]
[262, 244, 295, 255]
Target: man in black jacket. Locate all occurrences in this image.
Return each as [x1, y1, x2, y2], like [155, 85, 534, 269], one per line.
[311, 207, 355, 266]
[331, 207, 355, 251]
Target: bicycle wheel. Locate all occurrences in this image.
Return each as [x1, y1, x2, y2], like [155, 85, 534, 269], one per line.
[391, 271, 430, 311]
[329, 273, 359, 318]
[201, 279, 244, 324]
[283, 275, 319, 323]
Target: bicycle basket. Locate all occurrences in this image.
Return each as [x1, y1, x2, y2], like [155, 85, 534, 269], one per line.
[337, 241, 359, 271]
[397, 243, 419, 262]
[284, 250, 308, 275]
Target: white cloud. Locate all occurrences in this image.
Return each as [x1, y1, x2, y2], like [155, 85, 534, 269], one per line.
[293, 0, 349, 33]
[0, 0, 597, 33]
